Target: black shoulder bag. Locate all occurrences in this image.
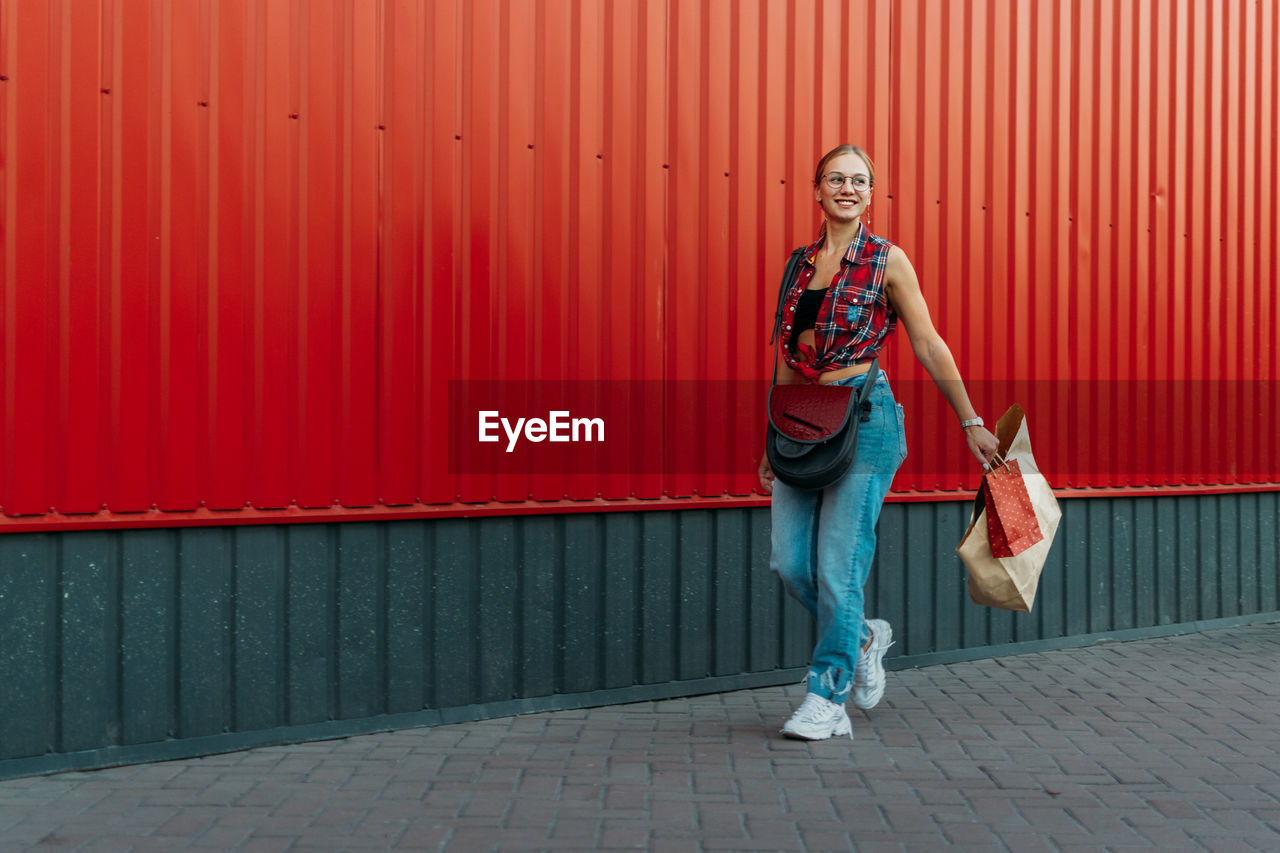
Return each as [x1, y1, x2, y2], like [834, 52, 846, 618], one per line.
[765, 248, 879, 490]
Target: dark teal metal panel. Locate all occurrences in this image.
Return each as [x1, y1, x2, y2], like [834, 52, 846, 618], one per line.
[0, 535, 57, 759]
[1221, 495, 1241, 617]
[746, 508, 779, 672]
[518, 517, 558, 698]
[901, 502, 935, 656]
[677, 511, 712, 682]
[233, 527, 286, 732]
[285, 525, 336, 726]
[1177, 500, 1200, 624]
[431, 520, 474, 710]
[1239, 493, 1259, 615]
[640, 513, 676, 685]
[1156, 498, 1180, 625]
[940, 502, 971, 650]
[1199, 500, 1221, 620]
[1063, 504, 1090, 637]
[120, 531, 175, 746]
[177, 528, 232, 739]
[1258, 493, 1278, 611]
[562, 515, 603, 695]
[603, 513, 641, 689]
[711, 510, 747, 677]
[1133, 500, 1157, 628]
[59, 532, 120, 752]
[387, 524, 429, 714]
[336, 524, 384, 720]
[477, 517, 518, 703]
[2, 493, 1279, 779]
[1088, 499, 1112, 633]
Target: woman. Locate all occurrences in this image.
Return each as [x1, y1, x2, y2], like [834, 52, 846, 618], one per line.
[758, 144, 999, 740]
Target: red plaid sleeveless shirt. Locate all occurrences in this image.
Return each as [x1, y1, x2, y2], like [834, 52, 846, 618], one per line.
[778, 224, 898, 383]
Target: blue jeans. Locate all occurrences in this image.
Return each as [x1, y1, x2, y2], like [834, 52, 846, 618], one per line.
[770, 371, 907, 703]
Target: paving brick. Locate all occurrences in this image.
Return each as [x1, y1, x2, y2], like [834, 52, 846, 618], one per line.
[848, 841, 909, 853]
[694, 807, 750, 838]
[30, 832, 107, 850]
[909, 783, 968, 807]
[736, 779, 786, 806]
[188, 825, 254, 848]
[237, 838, 299, 853]
[1067, 805, 1144, 838]
[547, 815, 601, 843]
[702, 840, 803, 851]
[1151, 797, 1207, 819]
[78, 840, 149, 853]
[598, 824, 651, 848]
[648, 841, 701, 853]
[797, 829, 854, 851]
[392, 821, 451, 850]
[455, 797, 506, 822]
[154, 813, 216, 837]
[647, 798, 697, 828]
[1197, 840, 1273, 853]
[993, 829, 1057, 851]
[691, 772, 736, 796]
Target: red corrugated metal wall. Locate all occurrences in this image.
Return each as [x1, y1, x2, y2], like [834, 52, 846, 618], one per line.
[1, 0, 1277, 531]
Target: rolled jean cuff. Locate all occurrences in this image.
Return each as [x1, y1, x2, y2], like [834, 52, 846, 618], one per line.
[807, 667, 853, 703]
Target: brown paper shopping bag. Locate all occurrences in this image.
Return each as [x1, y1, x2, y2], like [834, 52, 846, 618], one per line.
[956, 405, 1061, 611]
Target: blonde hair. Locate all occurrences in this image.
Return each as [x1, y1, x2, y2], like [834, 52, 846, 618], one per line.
[813, 144, 876, 188]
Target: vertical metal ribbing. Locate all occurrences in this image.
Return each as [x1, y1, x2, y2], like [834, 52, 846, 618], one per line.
[0, 2, 1278, 532]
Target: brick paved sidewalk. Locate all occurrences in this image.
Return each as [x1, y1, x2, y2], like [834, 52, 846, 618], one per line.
[2, 624, 1278, 852]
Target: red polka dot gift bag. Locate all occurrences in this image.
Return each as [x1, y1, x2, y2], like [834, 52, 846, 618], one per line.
[982, 457, 1043, 558]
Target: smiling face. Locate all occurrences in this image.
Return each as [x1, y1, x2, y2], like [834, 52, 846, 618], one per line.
[814, 150, 874, 228]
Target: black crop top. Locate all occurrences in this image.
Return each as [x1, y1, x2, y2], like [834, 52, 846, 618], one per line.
[789, 287, 828, 353]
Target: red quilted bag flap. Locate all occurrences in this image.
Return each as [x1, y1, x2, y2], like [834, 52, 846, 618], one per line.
[767, 384, 855, 442]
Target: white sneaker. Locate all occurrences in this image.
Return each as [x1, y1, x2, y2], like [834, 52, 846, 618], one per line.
[851, 619, 894, 710]
[780, 692, 853, 741]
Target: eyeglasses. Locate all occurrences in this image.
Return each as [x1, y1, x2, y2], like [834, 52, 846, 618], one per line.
[822, 172, 872, 191]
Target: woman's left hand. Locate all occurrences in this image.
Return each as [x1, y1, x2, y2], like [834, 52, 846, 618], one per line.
[964, 426, 1001, 469]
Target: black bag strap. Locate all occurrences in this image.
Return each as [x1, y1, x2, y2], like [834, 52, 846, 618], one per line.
[770, 246, 808, 347]
[855, 357, 881, 420]
[771, 246, 807, 386]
